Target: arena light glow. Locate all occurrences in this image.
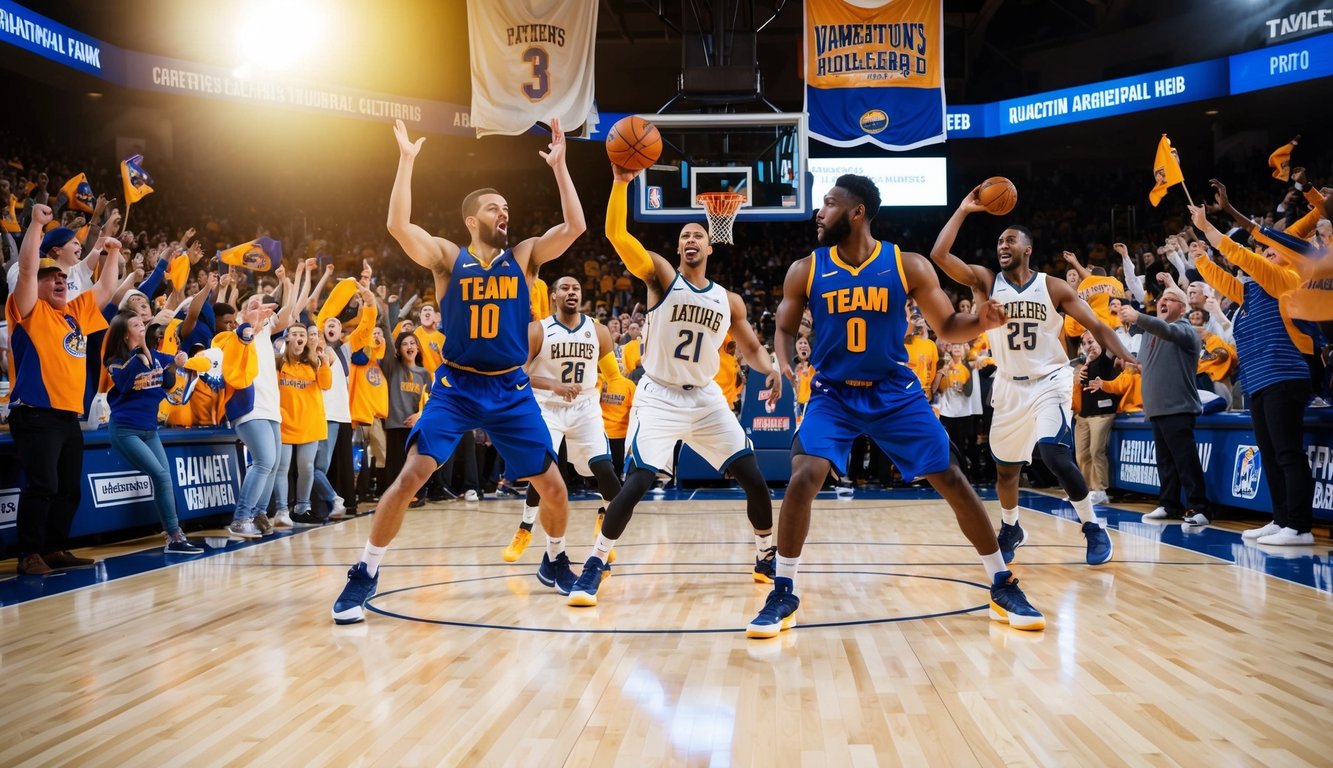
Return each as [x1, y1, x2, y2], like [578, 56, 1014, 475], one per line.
[233, 0, 329, 74]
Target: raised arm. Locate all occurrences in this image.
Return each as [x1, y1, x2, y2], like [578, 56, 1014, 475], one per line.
[930, 185, 997, 294]
[523, 117, 587, 270]
[1063, 251, 1091, 282]
[91, 236, 123, 309]
[386, 119, 460, 275]
[11, 203, 52, 318]
[727, 291, 780, 402]
[1048, 276, 1136, 362]
[605, 166, 675, 296]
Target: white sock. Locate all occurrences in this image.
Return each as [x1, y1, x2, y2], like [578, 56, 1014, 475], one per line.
[546, 536, 565, 559]
[1071, 495, 1096, 524]
[776, 555, 800, 587]
[1001, 506, 1020, 525]
[361, 542, 388, 577]
[755, 532, 773, 556]
[591, 534, 617, 563]
[521, 504, 538, 526]
[981, 550, 1007, 581]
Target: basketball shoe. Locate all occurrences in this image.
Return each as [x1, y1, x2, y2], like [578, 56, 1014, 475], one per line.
[753, 545, 777, 583]
[1082, 520, 1113, 565]
[997, 521, 1027, 564]
[332, 563, 378, 625]
[536, 551, 577, 595]
[502, 526, 532, 562]
[989, 571, 1045, 631]
[746, 577, 800, 638]
[567, 556, 606, 606]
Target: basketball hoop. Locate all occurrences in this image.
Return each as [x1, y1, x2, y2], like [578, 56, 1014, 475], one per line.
[696, 192, 746, 245]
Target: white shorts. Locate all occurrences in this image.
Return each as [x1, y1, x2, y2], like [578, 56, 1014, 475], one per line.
[988, 367, 1074, 465]
[626, 375, 751, 475]
[539, 396, 611, 476]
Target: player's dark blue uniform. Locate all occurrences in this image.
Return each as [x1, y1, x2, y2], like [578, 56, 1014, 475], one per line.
[797, 242, 951, 480]
[407, 248, 553, 478]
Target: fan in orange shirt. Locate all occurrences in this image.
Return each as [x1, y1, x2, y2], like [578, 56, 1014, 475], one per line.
[274, 324, 332, 519]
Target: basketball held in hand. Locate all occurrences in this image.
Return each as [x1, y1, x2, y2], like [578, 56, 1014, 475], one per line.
[606, 116, 662, 172]
[976, 177, 1017, 215]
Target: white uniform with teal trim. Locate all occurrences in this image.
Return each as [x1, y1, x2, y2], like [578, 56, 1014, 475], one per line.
[531, 313, 607, 474]
[627, 274, 751, 475]
[987, 273, 1074, 464]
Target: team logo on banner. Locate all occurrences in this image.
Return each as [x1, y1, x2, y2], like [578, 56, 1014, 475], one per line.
[804, 0, 946, 150]
[1232, 445, 1262, 500]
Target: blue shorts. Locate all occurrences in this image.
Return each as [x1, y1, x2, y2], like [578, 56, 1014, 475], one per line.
[406, 367, 555, 480]
[795, 373, 951, 481]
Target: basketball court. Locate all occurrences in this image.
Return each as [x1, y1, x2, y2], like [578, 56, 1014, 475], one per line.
[3, 492, 1330, 766]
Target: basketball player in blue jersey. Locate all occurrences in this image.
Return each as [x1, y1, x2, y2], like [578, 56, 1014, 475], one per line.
[564, 163, 782, 607]
[332, 118, 586, 624]
[748, 174, 1047, 638]
[930, 184, 1138, 567]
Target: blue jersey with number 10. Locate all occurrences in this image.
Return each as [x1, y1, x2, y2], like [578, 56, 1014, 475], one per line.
[806, 242, 911, 383]
[440, 248, 530, 373]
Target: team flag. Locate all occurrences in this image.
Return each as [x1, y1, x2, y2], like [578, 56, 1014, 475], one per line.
[121, 154, 155, 204]
[1148, 135, 1184, 207]
[1268, 139, 1296, 182]
[54, 173, 95, 214]
[218, 236, 283, 273]
[167, 254, 191, 292]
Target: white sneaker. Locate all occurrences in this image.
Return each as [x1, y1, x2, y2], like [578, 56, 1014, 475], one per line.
[1182, 511, 1210, 526]
[1241, 522, 1282, 540]
[329, 496, 348, 519]
[226, 520, 262, 539]
[1256, 527, 1315, 546]
[464, 489, 479, 502]
[1088, 490, 1109, 506]
[1309, 397, 1331, 408]
[1143, 507, 1170, 520]
[273, 512, 295, 528]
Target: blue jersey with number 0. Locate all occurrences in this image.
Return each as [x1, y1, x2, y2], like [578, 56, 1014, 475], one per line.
[806, 242, 912, 383]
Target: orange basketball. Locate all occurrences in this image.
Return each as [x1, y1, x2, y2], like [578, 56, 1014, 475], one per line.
[606, 116, 662, 172]
[976, 176, 1017, 215]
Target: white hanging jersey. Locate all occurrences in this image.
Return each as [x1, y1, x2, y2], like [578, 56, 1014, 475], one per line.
[467, 0, 598, 137]
[986, 272, 1068, 378]
[531, 314, 600, 405]
[642, 275, 731, 388]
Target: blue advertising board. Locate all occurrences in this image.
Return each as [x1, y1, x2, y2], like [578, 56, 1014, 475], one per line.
[1229, 30, 1333, 94]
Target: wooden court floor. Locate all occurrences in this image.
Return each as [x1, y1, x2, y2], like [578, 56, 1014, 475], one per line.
[3, 495, 1332, 767]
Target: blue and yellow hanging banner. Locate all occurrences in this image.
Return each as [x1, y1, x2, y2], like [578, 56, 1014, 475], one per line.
[804, 0, 946, 150]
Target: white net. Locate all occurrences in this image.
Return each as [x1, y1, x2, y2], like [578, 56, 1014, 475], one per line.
[697, 192, 745, 245]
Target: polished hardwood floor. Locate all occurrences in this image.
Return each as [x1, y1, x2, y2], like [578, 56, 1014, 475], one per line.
[3, 493, 1331, 766]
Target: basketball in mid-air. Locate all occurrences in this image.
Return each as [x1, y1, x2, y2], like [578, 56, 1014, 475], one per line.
[606, 116, 662, 172]
[976, 176, 1018, 215]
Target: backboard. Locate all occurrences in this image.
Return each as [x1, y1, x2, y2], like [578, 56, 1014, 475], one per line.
[632, 112, 809, 223]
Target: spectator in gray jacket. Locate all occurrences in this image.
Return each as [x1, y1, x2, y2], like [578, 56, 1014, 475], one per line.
[1118, 279, 1209, 524]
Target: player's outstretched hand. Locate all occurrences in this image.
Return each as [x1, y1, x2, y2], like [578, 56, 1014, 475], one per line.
[611, 163, 640, 184]
[393, 119, 426, 159]
[763, 370, 782, 406]
[540, 117, 565, 168]
[977, 299, 1007, 331]
[959, 183, 990, 215]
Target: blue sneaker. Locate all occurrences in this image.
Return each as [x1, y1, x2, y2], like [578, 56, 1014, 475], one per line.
[997, 521, 1028, 564]
[753, 545, 777, 583]
[567, 556, 605, 606]
[332, 562, 379, 625]
[746, 577, 800, 638]
[536, 551, 577, 595]
[989, 570, 1045, 631]
[1082, 520, 1113, 566]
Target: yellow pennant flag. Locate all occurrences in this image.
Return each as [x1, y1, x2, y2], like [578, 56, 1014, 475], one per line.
[1148, 135, 1184, 207]
[120, 154, 155, 205]
[1268, 139, 1296, 181]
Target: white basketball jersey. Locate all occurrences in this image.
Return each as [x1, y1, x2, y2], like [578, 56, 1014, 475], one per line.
[642, 275, 731, 388]
[467, 0, 598, 137]
[986, 272, 1068, 378]
[531, 314, 600, 405]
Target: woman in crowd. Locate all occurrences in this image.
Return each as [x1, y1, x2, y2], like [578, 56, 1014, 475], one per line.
[380, 330, 430, 507]
[274, 322, 332, 527]
[103, 311, 203, 554]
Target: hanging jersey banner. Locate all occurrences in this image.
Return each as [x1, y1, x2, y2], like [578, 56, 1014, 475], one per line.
[804, 0, 946, 150]
[467, 0, 598, 137]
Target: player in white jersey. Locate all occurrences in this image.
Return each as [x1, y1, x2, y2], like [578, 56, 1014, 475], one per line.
[563, 163, 782, 606]
[932, 183, 1138, 566]
[502, 276, 624, 564]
